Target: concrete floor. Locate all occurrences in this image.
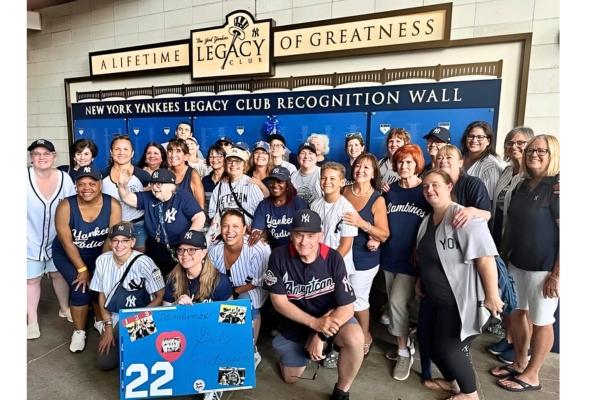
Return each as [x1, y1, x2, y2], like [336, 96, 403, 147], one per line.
[28, 277, 559, 400]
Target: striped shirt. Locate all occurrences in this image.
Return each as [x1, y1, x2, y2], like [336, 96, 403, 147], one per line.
[208, 175, 264, 226]
[466, 154, 504, 201]
[208, 236, 271, 309]
[378, 157, 399, 185]
[90, 250, 165, 322]
[291, 168, 322, 206]
[275, 160, 297, 175]
[102, 167, 150, 222]
[27, 167, 76, 261]
[311, 196, 358, 275]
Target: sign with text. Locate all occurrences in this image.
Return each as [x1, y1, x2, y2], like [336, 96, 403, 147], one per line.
[90, 42, 189, 76]
[191, 10, 273, 80]
[118, 300, 255, 399]
[274, 5, 450, 60]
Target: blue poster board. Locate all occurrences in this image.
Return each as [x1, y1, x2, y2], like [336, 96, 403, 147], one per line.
[119, 300, 255, 399]
[73, 118, 127, 170]
[128, 116, 192, 164]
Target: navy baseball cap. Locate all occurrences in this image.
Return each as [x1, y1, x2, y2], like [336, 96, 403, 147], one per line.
[266, 133, 286, 145]
[108, 221, 135, 239]
[424, 127, 451, 143]
[75, 166, 102, 181]
[263, 166, 291, 185]
[216, 136, 233, 145]
[291, 209, 322, 233]
[297, 142, 317, 154]
[150, 168, 176, 184]
[178, 230, 207, 249]
[28, 139, 55, 152]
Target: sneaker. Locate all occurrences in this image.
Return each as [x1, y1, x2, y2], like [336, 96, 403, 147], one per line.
[69, 330, 86, 353]
[392, 354, 414, 381]
[321, 349, 339, 369]
[487, 337, 512, 356]
[330, 384, 350, 400]
[497, 347, 531, 364]
[94, 319, 104, 335]
[59, 309, 73, 323]
[254, 350, 262, 369]
[27, 322, 41, 340]
[379, 311, 391, 325]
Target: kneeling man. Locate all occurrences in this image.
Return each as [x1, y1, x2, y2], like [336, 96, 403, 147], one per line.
[264, 209, 364, 400]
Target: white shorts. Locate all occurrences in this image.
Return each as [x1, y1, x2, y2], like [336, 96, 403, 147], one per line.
[27, 258, 58, 279]
[509, 263, 558, 326]
[350, 266, 379, 312]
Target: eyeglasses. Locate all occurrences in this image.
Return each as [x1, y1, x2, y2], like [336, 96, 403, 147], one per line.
[506, 140, 528, 148]
[226, 158, 244, 165]
[176, 248, 199, 256]
[270, 143, 284, 149]
[31, 151, 54, 158]
[209, 155, 224, 159]
[111, 238, 132, 245]
[526, 148, 549, 156]
[466, 134, 488, 142]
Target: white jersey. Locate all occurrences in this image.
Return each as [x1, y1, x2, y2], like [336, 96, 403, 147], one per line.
[275, 160, 297, 175]
[311, 196, 358, 275]
[102, 168, 146, 222]
[208, 175, 264, 226]
[208, 236, 271, 309]
[188, 159, 210, 177]
[291, 168, 322, 206]
[90, 250, 165, 322]
[27, 167, 76, 261]
[378, 157, 399, 185]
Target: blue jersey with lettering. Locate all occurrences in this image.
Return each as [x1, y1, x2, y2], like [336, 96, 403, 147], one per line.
[135, 191, 202, 246]
[251, 196, 308, 249]
[381, 184, 431, 275]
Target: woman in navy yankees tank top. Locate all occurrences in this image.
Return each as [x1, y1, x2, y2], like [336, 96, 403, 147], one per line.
[167, 139, 205, 209]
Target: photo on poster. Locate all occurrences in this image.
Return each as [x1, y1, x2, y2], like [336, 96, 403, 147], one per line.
[218, 304, 247, 324]
[122, 311, 157, 342]
[218, 367, 246, 386]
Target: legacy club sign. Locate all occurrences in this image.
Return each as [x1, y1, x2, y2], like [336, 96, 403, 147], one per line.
[87, 3, 450, 78]
[191, 10, 273, 80]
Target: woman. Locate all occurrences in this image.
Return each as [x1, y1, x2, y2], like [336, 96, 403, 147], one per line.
[202, 145, 227, 212]
[378, 128, 411, 191]
[266, 133, 297, 174]
[250, 166, 308, 249]
[290, 143, 322, 206]
[493, 135, 559, 393]
[58, 138, 98, 182]
[378, 145, 431, 381]
[102, 135, 151, 251]
[460, 121, 503, 201]
[185, 137, 210, 177]
[53, 166, 121, 353]
[27, 139, 76, 340]
[343, 133, 365, 184]
[163, 229, 232, 305]
[208, 209, 271, 368]
[341, 153, 389, 357]
[138, 142, 168, 175]
[167, 139, 206, 209]
[486, 127, 534, 362]
[207, 146, 265, 243]
[247, 140, 273, 197]
[416, 169, 503, 400]
[90, 221, 165, 371]
[118, 168, 205, 277]
[307, 133, 330, 166]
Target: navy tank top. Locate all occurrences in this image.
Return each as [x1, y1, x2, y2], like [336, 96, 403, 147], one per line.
[66, 193, 112, 257]
[177, 167, 194, 195]
[352, 191, 381, 271]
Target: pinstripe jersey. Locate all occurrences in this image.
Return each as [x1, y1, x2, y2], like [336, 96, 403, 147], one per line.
[466, 154, 504, 201]
[311, 196, 358, 275]
[378, 157, 399, 185]
[27, 167, 76, 261]
[102, 166, 150, 222]
[90, 250, 165, 322]
[208, 175, 264, 226]
[275, 160, 297, 175]
[208, 236, 271, 309]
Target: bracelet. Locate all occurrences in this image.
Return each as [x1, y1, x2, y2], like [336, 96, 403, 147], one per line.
[103, 320, 113, 326]
[317, 331, 330, 341]
[76, 266, 88, 273]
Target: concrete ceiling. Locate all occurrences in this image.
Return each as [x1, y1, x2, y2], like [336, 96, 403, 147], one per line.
[27, 0, 76, 11]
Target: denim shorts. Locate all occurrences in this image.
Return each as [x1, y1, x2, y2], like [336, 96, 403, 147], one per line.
[27, 258, 58, 279]
[132, 220, 148, 247]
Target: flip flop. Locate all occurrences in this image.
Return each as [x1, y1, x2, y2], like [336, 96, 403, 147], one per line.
[497, 376, 542, 392]
[489, 364, 521, 378]
[363, 341, 372, 357]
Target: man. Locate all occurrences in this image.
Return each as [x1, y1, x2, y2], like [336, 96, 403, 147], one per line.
[264, 209, 364, 400]
[422, 126, 451, 173]
[162, 122, 206, 162]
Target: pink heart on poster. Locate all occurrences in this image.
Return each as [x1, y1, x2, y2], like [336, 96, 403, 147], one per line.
[155, 331, 186, 363]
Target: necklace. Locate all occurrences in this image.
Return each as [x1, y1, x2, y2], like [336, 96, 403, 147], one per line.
[351, 185, 373, 197]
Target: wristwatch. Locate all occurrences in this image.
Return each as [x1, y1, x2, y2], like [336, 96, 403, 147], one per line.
[317, 331, 330, 341]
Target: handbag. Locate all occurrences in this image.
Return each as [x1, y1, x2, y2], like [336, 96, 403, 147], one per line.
[105, 254, 151, 313]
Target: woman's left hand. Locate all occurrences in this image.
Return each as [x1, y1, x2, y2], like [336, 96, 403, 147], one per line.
[543, 275, 559, 298]
[366, 238, 380, 251]
[484, 295, 504, 317]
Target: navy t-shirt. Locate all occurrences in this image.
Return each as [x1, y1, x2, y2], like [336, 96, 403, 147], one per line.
[453, 172, 492, 211]
[381, 184, 432, 275]
[507, 177, 559, 272]
[163, 271, 233, 303]
[264, 243, 356, 343]
[251, 196, 308, 249]
[417, 217, 454, 305]
[135, 191, 202, 246]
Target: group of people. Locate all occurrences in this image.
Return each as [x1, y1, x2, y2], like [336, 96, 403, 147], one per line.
[27, 119, 559, 400]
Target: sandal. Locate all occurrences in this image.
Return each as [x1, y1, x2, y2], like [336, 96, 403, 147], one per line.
[489, 364, 521, 379]
[363, 341, 372, 357]
[497, 376, 542, 392]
